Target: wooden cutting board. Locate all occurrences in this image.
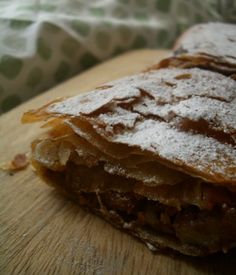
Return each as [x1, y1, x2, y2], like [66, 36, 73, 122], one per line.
[1, 50, 236, 275]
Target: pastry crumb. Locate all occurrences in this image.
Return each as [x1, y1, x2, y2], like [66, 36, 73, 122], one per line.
[0, 153, 29, 173]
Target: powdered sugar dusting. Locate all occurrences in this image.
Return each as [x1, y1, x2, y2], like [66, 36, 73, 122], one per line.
[45, 67, 236, 183]
[97, 107, 140, 133]
[140, 68, 235, 102]
[175, 22, 236, 65]
[112, 119, 236, 181]
[48, 85, 141, 115]
[133, 96, 236, 134]
[49, 68, 235, 118]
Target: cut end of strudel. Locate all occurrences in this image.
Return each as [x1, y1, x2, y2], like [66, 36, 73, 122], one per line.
[152, 23, 236, 78]
[22, 68, 236, 256]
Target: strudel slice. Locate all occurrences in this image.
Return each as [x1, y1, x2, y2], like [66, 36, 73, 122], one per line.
[153, 23, 236, 78]
[22, 68, 236, 256]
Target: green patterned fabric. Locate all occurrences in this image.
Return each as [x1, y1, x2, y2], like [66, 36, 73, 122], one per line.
[0, 0, 235, 113]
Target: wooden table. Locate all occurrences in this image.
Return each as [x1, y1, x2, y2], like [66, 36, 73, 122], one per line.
[1, 50, 236, 275]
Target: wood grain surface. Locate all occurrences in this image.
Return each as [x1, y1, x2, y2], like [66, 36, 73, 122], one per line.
[1, 50, 236, 275]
